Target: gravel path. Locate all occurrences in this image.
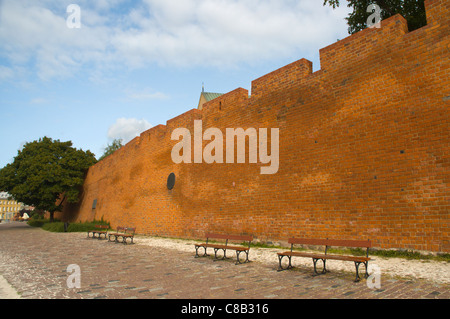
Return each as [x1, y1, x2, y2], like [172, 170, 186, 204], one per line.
[135, 235, 450, 285]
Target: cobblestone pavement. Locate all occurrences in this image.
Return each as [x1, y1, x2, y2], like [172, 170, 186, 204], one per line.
[0, 222, 448, 301]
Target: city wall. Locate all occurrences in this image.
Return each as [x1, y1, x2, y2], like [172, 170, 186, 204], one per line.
[58, 0, 449, 252]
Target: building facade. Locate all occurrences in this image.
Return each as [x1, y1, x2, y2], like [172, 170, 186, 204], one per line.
[0, 192, 23, 222]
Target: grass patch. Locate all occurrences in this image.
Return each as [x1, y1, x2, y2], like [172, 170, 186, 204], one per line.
[27, 218, 48, 228]
[370, 249, 450, 262]
[42, 221, 65, 232]
[27, 218, 110, 233]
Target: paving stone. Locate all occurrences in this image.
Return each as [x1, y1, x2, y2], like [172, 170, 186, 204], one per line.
[0, 222, 448, 301]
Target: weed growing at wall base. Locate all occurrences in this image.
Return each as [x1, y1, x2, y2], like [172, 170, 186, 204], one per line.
[27, 218, 109, 232]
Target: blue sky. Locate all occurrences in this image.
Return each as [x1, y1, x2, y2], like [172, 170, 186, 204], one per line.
[0, 0, 351, 167]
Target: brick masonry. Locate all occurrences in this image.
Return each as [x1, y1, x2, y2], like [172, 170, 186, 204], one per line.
[57, 0, 450, 253]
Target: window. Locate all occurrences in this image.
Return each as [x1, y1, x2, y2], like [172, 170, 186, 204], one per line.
[167, 173, 175, 190]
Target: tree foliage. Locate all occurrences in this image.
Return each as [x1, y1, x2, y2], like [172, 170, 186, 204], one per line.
[323, 0, 426, 34]
[98, 138, 123, 161]
[0, 137, 97, 220]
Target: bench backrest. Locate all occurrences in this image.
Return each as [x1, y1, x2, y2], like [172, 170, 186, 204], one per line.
[288, 238, 328, 246]
[326, 239, 372, 249]
[288, 238, 371, 248]
[117, 226, 136, 235]
[205, 233, 253, 243]
[288, 237, 371, 256]
[95, 225, 109, 230]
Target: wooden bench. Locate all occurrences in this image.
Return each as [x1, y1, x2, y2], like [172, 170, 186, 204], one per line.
[277, 238, 372, 282]
[87, 225, 109, 239]
[194, 233, 253, 265]
[108, 226, 136, 244]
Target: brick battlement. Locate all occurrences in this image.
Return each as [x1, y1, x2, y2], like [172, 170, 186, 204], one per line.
[202, 87, 249, 114]
[251, 59, 313, 97]
[139, 124, 166, 142]
[166, 109, 202, 131]
[320, 14, 408, 71]
[426, 0, 450, 24]
[58, 0, 449, 252]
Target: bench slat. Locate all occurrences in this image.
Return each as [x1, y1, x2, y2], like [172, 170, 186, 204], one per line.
[279, 237, 371, 282]
[196, 243, 228, 250]
[278, 251, 327, 259]
[326, 239, 371, 248]
[87, 225, 110, 239]
[205, 233, 253, 242]
[278, 251, 370, 262]
[195, 233, 253, 264]
[324, 254, 370, 262]
[287, 238, 371, 248]
[288, 238, 328, 246]
[226, 245, 250, 251]
[108, 226, 136, 244]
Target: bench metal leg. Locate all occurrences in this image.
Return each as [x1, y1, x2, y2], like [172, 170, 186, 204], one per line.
[213, 248, 228, 261]
[354, 261, 369, 282]
[235, 250, 250, 265]
[194, 246, 209, 258]
[122, 236, 134, 244]
[277, 255, 293, 271]
[312, 258, 327, 276]
[87, 231, 97, 239]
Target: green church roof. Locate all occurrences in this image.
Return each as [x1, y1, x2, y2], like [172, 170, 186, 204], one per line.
[202, 92, 223, 101]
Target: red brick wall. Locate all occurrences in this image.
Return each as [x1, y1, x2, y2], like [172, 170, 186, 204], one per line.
[58, 0, 449, 252]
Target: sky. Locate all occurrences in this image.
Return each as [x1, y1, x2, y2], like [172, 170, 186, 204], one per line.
[0, 0, 352, 168]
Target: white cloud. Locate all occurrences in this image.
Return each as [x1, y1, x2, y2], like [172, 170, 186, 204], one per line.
[113, 0, 351, 68]
[0, 1, 114, 80]
[0, 65, 14, 81]
[124, 87, 169, 101]
[107, 118, 152, 144]
[0, 0, 351, 80]
[30, 97, 48, 104]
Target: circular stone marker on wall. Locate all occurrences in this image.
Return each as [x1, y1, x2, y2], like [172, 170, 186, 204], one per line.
[167, 173, 175, 190]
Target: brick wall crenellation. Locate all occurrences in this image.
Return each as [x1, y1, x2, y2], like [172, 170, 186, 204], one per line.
[57, 0, 449, 252]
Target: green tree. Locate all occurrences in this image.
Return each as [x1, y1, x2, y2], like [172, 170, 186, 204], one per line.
[324, 0, 426, 34]
[0, 137, 97, 221]
[98, 138, 123, 161]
